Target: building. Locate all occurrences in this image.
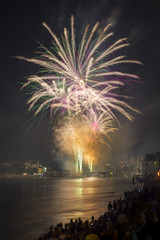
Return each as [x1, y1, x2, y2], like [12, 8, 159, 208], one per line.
[24, 161, 40, 170]
[24, 161, 47, 174]
[143, 152, 160, 177]
[135, 156, 144, 176]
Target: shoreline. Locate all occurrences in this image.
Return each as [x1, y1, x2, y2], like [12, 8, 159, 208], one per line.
[0, 174, 136, 181]
[37, 176, 160, 240]
[0, 175, 149, 240]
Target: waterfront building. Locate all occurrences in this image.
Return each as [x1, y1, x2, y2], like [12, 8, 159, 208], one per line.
[24, 161, 40, 169]
[135, 156, 144, 176]
[143, 152, 160, 177]
[24, 161, 47, 174]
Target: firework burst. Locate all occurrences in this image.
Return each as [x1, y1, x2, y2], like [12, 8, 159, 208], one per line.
[18, 15, 141, 122]
[55, 115, 116, 172]
[18, 15, 141, 173]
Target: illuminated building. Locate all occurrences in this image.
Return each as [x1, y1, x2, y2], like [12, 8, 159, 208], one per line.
[143, 152, 160, 177]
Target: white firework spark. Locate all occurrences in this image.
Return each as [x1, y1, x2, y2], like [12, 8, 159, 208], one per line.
[17, 15, 141, 123]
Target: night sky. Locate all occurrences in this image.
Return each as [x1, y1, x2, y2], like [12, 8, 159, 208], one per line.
[1, 0, 160, 168]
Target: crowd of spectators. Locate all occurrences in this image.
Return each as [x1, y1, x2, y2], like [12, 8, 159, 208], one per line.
[38, 176, 160, 240]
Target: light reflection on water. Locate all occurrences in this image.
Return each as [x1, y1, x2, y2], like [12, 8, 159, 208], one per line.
[0, 177, 143, 240]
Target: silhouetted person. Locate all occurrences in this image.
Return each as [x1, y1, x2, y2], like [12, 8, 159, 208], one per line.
[46, 225, 54, 238]
[85, 228, 100, 240]
[108, 201, 113, 212]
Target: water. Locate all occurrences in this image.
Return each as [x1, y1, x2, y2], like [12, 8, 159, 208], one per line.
[0, 176, 143, 240]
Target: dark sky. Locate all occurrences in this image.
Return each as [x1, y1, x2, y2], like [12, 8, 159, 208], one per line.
[1, 0, 160, 167]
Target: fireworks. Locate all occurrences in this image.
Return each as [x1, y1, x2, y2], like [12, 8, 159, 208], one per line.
[55, 116, 116, 172]
[18, 15, 141, 173]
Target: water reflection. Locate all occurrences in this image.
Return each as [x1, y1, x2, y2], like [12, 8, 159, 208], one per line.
[0, 177, 143, 240]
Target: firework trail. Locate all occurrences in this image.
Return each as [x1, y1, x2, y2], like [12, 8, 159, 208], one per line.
[17, 15, 141, 122]
[55, 115, 116, 172]
[17, 15, 141, 172]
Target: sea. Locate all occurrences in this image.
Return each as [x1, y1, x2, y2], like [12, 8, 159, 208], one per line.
[0, 176, 143, 240]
